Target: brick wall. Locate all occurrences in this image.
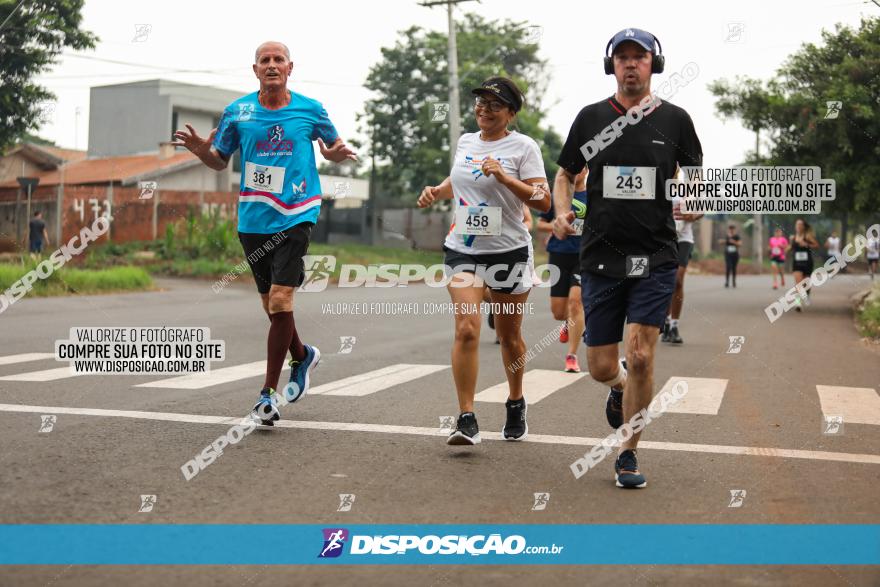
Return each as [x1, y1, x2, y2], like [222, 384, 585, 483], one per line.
[0, 185, 237, 252]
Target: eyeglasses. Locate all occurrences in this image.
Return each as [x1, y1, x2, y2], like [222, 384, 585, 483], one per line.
[474, 97, 507, 112]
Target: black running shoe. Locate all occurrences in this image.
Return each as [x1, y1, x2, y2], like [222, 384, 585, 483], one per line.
[605, 359, 626, 429]
[487, 309, 495, 330]
[446, 412, 481, 445]
[661, 322, 670, 343]
[667, 326, 683, 344]
[251, 387, 280, 426]
[502, 398, 528, 441]
[615, 449, 647, 488]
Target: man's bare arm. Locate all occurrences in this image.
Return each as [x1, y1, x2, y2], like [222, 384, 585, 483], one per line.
[171, 125, 228, 171]
[554, 167, 575, 216]
[551, 167, 578, 240]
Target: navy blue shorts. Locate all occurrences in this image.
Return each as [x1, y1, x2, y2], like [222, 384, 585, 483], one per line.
[580, 263, 677, 347]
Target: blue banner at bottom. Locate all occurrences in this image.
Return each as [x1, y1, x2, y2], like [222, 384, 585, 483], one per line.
[0, 525, 877, 565]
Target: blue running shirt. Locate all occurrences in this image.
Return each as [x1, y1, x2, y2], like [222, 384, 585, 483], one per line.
[213, 91, 339, 234]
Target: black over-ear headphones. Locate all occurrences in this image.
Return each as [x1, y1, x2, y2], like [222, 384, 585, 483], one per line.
[603, 33, 665, 75]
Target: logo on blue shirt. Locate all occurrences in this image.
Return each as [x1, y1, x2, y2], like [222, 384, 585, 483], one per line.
[256, 124, 293, 155]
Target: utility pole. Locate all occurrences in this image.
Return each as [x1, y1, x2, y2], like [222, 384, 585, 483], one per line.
[419, 0, 478, 166]
[16, 176, 39, 247]
[369, 122, 378, 245]
[753, 129, 763, 273]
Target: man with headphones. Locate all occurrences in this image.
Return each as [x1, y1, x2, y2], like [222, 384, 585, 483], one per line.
[552, 28, 703, 488]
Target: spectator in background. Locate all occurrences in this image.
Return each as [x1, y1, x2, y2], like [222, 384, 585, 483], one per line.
[27, 211, 50, 255]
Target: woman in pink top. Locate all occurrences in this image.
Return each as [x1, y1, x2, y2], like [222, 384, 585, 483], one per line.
[768, 227, 789, 289]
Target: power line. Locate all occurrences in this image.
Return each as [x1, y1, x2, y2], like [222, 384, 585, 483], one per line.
[55, 52, 364, 87]
[63, 52, 240, 74]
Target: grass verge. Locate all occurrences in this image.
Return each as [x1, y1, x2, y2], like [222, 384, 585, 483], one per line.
[0, 261, 153, 297]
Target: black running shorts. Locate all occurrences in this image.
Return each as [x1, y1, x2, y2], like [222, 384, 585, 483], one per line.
[238, 222, 313, 294]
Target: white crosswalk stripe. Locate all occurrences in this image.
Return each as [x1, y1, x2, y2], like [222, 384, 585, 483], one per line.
[0, 367, 81, 382]
[0, 353, 55, 366]
[475, 369, 587, 404]
[309, 364, 448, 396]
[9, 351, 875, 432]
[816, 385, 880, 425]
[657, 377, 728, 415]
[135, 361, 288, 390]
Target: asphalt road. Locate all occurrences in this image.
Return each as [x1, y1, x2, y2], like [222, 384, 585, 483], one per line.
[0, 271, 878, 586]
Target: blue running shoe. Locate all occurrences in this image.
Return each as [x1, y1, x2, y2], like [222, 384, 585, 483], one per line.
[605, 359, 626, 429]
[283, 345, 321, 404]
[615, 449, 647, 488]
[252, 387, 280, 426]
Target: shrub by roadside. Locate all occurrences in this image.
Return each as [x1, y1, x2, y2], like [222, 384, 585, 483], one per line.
[853, 283, 880, 342]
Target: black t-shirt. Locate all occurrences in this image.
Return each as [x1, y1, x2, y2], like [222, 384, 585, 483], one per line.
[28, 219, 45, 243]
[791, 235, 814, 264]
[724, 234, 741, 255]
[557, 96, 703, 278]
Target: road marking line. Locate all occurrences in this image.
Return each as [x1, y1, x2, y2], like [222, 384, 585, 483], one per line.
[0, 403, 877, 466]
[0, 367, 81, 382]
[817, 385, 880, 425]
[475, 369, 586, 404]
[0, 353, 55, 366]
[310, 364, 448, 396]
[135, 361, 288, 390]
[659, 377, 728, 415]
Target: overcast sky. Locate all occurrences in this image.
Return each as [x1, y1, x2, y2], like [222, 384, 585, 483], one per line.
[35, 0, 876, 169]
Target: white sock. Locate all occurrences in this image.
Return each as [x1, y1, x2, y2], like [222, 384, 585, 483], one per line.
[670, 319, 679, 328]
[612, 361, 627, 392]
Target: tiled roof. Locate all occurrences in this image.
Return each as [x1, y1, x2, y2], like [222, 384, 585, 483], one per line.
[0, 151, 199, 188]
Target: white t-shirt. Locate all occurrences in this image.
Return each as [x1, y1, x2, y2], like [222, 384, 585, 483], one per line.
[867, 237, 880, 259]
[826, 236, 840, 256]
[673, 201, 695, 244]
[443, 131, 546, 254]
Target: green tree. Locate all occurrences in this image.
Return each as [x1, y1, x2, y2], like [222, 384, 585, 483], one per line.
[360, 14, 562, 204]
[0, 0, 97, 153]
[709, 17, 880, 240]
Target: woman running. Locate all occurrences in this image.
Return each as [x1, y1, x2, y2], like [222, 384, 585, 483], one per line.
[788, 219, 819, 311]
[417, 77, 550, 445]
[769, 227, 789, 289]
[537, 167, 588, 372]
[486, 207, 535, 344]
[719, 224, 741, 288]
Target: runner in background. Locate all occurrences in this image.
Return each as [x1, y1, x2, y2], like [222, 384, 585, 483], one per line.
[719, 224, 741, 288]
[824, 231, 841, 265]
[537, 167, 588, 372]
[418, 77, 550, 445]
[769, 227, 789, 289]
[866, 231, 880, 280]
[662, 200, 702, 344]
[788, 218, 819, 311]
